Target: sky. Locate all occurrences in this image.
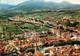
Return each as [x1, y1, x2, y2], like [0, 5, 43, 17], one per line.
[0, 0, 80, 5]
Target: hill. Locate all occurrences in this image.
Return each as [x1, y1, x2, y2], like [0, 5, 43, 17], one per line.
[0, 0, 80, 12]
[0, 4, 14, 13]
[0, 4, 13, 9]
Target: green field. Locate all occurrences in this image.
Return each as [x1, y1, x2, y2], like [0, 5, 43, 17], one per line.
[0, 10, 80, 38]
[0, 25, 3, 33]
[0, 20, 44, 34]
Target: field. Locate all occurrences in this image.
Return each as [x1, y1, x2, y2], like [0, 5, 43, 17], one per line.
[0, 19, 44, 34]
[0, 10, 80, 39]
[0, 25, 3, 33]
[21, 10, 80, 22]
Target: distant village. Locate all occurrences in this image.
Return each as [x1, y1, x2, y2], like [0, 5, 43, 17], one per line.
[0, 16, 80, 56]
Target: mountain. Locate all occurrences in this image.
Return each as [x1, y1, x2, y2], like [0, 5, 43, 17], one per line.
[9, 0, 57, 11]
[57, 1, 80, 10]
[0, 4, 14, 9]
[1, 0, 80, 12]
[0, 4, 14, 13]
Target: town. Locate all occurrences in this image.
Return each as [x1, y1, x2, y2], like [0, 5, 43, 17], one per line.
[0, 0, 80, 55]
[0, 12, 80, 56]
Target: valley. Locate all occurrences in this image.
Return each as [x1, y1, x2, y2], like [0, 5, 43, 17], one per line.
[0, 0, 80, 56]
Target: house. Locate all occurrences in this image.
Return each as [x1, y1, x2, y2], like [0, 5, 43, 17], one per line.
[34, 50, 44, 56]
[41, 45, 80, 56]
[0, 44, 4, 55]
[71, 37, 77, 40]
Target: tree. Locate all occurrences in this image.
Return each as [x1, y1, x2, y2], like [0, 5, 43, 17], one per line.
[9, 32, 12, 39]
[59, 26, 64, 30]
[70, 41, 80, 45]
[71, 22, 79, 27]
[57, 42, 66, 46]
[3, 27, 6, 38]
[26, 48, 35, 53]
[65, 20, 70, 26]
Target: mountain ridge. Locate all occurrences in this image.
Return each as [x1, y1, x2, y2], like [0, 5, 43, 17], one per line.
[0, 4, 14, 9]
[0, 0, 80, 12]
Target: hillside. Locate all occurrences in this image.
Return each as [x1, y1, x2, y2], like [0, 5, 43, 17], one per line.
[0, 4, 14, 13]
[0, 4, 12, 9]
[1, 0, 80, 12]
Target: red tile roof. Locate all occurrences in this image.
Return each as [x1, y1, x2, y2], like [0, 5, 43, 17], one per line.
[0, 44, 4, 53]
[34, 50, 44, 56]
